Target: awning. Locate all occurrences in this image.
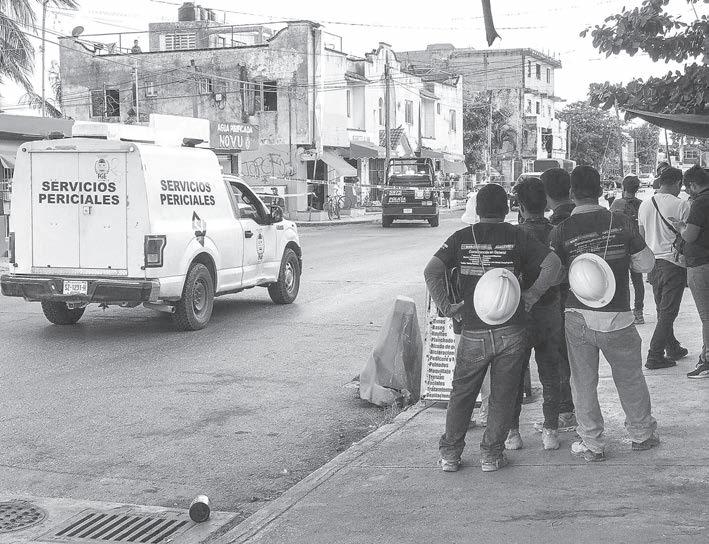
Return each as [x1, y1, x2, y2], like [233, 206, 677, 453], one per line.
[444, 160, 468, 174]
[420, 147, 444, 159]
[419, 89, 439, 100]
[625, 108, 709, 139]
[0, 153, 15, 169]
[350, 140, 385, 159]
[321, 150, 357, 177]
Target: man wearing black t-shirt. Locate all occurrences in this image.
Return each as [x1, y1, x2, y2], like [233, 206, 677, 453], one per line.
[425, 184, 563, 472]
[540, 168, 577, 432]
[676, 166, 709, 378]
[550, 166, 658, 462]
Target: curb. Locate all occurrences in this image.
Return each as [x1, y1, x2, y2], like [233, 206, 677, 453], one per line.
[294, 217, 381, 227]
[213, 402, 429, 544]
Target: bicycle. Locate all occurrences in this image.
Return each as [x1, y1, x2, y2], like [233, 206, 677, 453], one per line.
[326, 194, 344, 220]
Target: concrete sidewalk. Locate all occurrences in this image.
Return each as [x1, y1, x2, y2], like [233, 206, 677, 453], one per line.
[218, 289, 709, 544]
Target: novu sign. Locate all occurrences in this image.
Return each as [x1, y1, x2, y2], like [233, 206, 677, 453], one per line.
[210, 122, 260, 151]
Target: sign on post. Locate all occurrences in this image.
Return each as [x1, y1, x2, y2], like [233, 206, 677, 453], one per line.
[421, 295, 457, 401]
[210, 122, 259, 151]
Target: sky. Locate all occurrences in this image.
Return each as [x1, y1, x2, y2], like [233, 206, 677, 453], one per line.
[1, 0, 705, 115]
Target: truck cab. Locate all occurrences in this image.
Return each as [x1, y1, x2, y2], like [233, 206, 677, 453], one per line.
[1, 126, 302, 331]
[381, 158, 439, 228]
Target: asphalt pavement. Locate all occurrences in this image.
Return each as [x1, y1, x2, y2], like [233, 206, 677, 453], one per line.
[0, 213, 465, 521]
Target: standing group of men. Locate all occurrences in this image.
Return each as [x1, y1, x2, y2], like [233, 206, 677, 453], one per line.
[425, 163, 709, 472]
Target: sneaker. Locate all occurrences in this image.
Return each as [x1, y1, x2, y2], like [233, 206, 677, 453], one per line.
[645, 355, 677, 370]
[542, 428, 560, 450]
[687, 361, 709, 379]
[438, 457, 461, 472]
[632, 432, 660, 451]
[633, 310, 645, 325]
[481, 454, 508, 472]
[504, 428, 523, 450]
[665, 345, 689, 360]
[534, 412, 577, 433]
[571, 440, 606, 462]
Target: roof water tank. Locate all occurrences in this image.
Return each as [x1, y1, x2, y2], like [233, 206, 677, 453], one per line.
[178, 2, 196, 21]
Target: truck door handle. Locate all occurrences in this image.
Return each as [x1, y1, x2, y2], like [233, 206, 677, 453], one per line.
[244, 230, 253, 238]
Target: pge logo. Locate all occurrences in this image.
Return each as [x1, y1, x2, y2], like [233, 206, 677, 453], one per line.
[95, 158, 110, 178]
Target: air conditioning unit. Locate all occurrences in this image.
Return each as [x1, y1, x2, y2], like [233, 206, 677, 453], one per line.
[214, 92, 225, 102]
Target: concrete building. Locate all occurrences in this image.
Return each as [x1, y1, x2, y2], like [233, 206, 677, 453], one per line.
[58, 4, 464, 215]
[397, 44, 568, 180]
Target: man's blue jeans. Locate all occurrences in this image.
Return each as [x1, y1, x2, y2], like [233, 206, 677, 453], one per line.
[565, 312, 657, 453]
[439, 324, 527, 462]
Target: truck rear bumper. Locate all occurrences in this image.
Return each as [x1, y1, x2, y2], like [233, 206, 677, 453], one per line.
[382, 206, 438, 219]
[1, 274, 160, 304]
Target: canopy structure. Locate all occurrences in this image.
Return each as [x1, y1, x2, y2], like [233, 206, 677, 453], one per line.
[321, 150, 357, 177]
[349, 140, 385, 159]
[625, 108, 709, 138]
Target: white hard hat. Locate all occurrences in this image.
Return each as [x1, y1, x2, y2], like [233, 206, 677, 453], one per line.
[473, 268, 521, 325]
[461, 194, 476, 224]
[568, 253, 616, 308]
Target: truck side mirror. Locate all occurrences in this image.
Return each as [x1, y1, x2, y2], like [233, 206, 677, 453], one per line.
[270, 205, 283, 223]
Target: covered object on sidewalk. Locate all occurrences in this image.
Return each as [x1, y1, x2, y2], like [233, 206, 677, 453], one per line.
[625, 108, 709, 138]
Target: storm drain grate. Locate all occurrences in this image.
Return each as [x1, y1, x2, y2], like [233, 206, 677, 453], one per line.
[0, 500, 47, 533]
[38, 510, 192, 544]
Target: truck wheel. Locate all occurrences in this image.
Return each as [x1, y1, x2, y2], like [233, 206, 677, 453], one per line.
[382, 217, 393, 228]
[41, 301, 85, 325]
[268, 248, 300, 304]
[429, 216, 439, 227]
[173, 263, 214, 331]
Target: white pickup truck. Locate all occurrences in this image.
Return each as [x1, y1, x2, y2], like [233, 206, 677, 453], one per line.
[1, 134, 302, 330]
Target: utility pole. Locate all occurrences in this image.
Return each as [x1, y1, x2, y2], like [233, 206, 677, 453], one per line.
[664, 129, 672, 166]
[384, 50, 391, 171]
[133, 60, 140, 122]
[613, 100, 624, 177]
[484, 52, 491, 180]
[41, 0, 48, 117]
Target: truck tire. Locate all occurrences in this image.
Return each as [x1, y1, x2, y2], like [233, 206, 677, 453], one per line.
[382, 217, 393, 228]
[268, 248, 300, 304]
[429, 216, 439, 227]
[41, 301, 85, 325]
[173, 263, 214, 331]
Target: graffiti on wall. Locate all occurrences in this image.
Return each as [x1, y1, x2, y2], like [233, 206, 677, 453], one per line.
[240, 145, 294, 179]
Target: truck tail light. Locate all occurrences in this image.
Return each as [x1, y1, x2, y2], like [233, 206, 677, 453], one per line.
[144, 235, 166, 268]
[7, 232, 14, 264]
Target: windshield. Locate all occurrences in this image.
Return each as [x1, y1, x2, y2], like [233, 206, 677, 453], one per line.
[388, 175, 434, 187]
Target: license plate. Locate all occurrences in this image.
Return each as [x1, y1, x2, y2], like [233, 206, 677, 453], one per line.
[63, 280, 88, 296]
[403, 208, 413, 214]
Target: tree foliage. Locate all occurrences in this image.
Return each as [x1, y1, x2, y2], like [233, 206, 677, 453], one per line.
[463, 93, 517, 173]
[557, 101, 624, 173]
[0, 0, 79, 111]
[582, 0, 709, 114]
[629, 122, 660, 171]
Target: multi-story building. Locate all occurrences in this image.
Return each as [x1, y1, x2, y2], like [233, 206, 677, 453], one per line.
[397, 44, 568, 180]
[58, 4, 464, 214]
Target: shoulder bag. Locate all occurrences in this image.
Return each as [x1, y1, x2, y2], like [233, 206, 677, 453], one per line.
[651, 197, 685, 259]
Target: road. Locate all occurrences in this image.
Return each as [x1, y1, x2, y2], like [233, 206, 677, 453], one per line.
[0, 213, 463, 520]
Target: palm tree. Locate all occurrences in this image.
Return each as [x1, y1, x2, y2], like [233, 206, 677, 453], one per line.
[0, 0, 78, 116]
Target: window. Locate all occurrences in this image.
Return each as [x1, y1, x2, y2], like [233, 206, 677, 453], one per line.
[145, 81, 158, 97]
[547, 105, 552, 117]
[449, 110, 456, 132]
[526, 99, 531, 113]
[378, 97, 384, 125]
[405, 99, 414, 125]
[198, 77, 213, 94]
[164, 33, 196, 51]
[685, 149, 700, 162]
[263, 80, 277, 111]
[346, 89, 351, 118]
[217, 36, 226, 48]
[527, 60, 531, 77]
[535, 64, 541, 80]
[229, 183, 266, 223]
[437, 102, 441, 115]
[546, 68, 551, 83]
[535, 101, 540, 115]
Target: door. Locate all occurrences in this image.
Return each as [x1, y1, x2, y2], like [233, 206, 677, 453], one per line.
[78, 153, 127, 270]
[229, 182, 271, 285]
[32, 153, 80, 268]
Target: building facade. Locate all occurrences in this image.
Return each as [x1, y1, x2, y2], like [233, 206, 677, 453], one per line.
[397, 44, 568, 180]
[58, 5, 464, 213]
